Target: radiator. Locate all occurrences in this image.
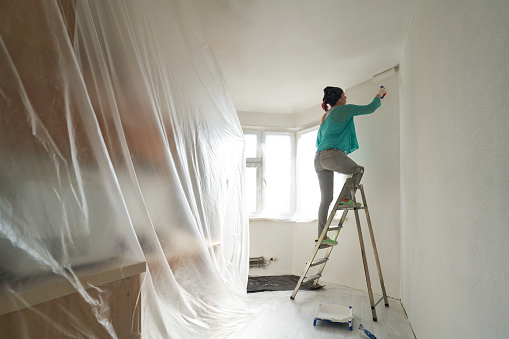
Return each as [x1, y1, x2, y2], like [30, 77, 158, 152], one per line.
[249, 256, 275, 268]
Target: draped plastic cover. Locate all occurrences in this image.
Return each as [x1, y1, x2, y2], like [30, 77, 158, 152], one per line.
[0, 0, 252, 337]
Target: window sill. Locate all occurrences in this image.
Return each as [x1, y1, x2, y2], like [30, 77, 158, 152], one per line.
[248, 215, 344, 223]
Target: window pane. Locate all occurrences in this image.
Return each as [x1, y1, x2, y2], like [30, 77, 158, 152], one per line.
[296, 129, 346, 220]
[264, 134, 291, 217]
[245, 166, 258, 214]
[244, 134, 258, 158]
[296, 130, 319, 219]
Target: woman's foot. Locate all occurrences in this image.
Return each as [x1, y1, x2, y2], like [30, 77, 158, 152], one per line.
[320, 237, 338, 246]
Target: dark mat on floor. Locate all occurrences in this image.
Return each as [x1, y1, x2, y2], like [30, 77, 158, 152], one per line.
[247, 275, 323, 293]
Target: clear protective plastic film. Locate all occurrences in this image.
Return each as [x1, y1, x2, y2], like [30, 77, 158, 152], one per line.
[0, 0, 251, 338]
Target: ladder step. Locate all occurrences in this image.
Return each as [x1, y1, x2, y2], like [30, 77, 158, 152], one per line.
[303, 274, 321, 284]
[319, 242, 336, 249]
[337, 206, 365, 210]
[310, 258, 328, 267]
[315, 240, 337, 249]
[328, 225, 342, 231]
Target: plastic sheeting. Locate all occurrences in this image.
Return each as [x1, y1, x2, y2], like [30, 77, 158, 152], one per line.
[0, 0, 251, 337]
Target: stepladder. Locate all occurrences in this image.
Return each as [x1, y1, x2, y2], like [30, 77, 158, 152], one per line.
[290, 166, 389, 321]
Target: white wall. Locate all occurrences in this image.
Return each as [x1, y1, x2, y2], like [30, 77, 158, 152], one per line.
[399, 0, 509, 338]
[248, 220, 299, 276]
[245, 75, 402, 299]
[237, 105, 322, 129]
[237, 111, 295, 128]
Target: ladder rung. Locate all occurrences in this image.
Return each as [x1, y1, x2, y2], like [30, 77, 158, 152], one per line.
[328, 225, 342, 231]
[303, 274, 321, 284]
[336, 206, 365, 210]
[310, 258, 328, 267]
[319, 243, 335, 249]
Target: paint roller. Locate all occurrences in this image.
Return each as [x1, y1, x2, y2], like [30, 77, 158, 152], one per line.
[372, 66, 398, 99]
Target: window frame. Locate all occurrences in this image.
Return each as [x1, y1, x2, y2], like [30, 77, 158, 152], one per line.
[295, 125, 319, 219]
[243, 124, 345, 222]
[244, 131, 262, 215]
[243, 128, 296, 220]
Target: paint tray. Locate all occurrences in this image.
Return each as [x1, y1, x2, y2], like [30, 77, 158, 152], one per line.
[313, 303, 353, 330]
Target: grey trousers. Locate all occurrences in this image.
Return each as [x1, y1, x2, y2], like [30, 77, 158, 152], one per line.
[314, 149, 361, 237]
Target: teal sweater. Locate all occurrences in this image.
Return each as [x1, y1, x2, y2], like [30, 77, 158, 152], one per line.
[316, 97, 381, 154]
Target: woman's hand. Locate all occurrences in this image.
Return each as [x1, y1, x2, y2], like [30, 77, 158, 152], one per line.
[376, 86, 386, 98]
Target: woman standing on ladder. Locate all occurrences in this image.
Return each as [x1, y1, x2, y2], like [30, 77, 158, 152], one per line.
[315, 86, 386, 246]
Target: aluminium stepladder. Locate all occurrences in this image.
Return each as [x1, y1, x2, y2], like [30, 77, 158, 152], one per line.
[290, 167, 389, 321]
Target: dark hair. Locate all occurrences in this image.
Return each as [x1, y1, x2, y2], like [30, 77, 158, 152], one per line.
[321, 86, 343, 111]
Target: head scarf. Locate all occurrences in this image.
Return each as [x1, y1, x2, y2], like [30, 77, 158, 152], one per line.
[321, 86, 343, 111]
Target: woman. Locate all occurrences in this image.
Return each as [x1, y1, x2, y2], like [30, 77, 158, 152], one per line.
[315, 86, 386, 245]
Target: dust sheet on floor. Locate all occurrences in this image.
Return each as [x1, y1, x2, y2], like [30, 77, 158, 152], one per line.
[247, 275, 324, 293]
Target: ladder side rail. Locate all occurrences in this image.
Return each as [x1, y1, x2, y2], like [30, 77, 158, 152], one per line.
[311, 241, 336, 288]
[312, 207, 349, 288]
[345, 166, 364, 197]
[319, 165, 362, 243]
[310, 175, 354, 288]
[352, 186, 378, 321]
[292, 177, 352, 298]
[359, 185, 389, 306]
[353, 166, 365, 190]
[311, 207, 347, 287]
[290, 238, 326, 299]
[317, 174, 353, 241]
[330, 208, 349, 241]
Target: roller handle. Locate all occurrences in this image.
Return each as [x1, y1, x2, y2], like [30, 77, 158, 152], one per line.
[380, 85, 386, 99]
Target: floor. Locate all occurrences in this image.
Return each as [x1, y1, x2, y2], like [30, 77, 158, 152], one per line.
[232, 281, 416, 339]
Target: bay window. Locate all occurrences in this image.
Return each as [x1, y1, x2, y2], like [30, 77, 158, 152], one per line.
[244, 127, 345, 221]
